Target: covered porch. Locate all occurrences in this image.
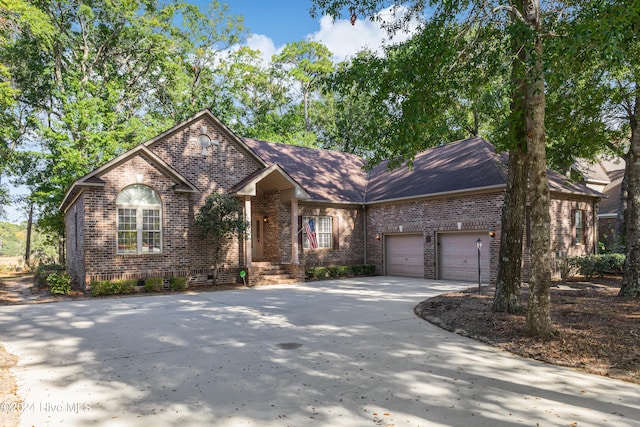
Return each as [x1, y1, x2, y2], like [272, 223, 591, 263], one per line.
[231, 164, 310, 285]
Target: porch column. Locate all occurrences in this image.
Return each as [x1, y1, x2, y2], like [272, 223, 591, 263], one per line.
[244, 196, 252, 267]
[291, 198, 299, 264]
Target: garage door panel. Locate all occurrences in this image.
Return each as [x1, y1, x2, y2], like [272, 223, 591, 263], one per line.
[439, 233, 490, 282]
[386, 234, 424, 278]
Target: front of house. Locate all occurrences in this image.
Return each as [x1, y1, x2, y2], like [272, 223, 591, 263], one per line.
[60, 110, 602, 290]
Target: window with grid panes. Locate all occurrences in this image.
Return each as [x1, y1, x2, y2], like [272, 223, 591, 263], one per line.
[116, 185, 162, 254]
[302, 216, 332, 249]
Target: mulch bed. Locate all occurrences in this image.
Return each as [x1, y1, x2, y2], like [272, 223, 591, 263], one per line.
[415, 276, 640, 384]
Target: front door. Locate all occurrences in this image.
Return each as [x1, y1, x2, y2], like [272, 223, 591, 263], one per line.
[251, 215, 264, 260]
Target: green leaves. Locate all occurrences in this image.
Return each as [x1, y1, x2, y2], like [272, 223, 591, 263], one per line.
[195, 193, 249, 241]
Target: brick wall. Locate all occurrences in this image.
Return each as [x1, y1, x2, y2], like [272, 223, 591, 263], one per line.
[298, 203, 366, 267]
[65, 195, 85, 288]
[366, 191, 503, 283]
[67, 116, 263, 289]
[366, 191, 598, 283]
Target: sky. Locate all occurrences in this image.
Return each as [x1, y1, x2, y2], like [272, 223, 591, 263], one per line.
[212, 0, 418, 63]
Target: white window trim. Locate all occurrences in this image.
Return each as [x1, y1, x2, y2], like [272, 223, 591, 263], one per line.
[116, 185, 162, 255]
[302, 215, 332, 250]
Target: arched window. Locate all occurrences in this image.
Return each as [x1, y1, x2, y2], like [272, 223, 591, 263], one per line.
[116, 185, 162, 254]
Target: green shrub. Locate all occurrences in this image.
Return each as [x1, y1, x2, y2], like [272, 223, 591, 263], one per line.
[351, 264, 363, 275]
[570, 254, 626, 281]
[35, 264, 65, 287]
[363, 264, 377, 275]
[90, 279, 136, 296]
[47, 272, 71, 295]
[169, 276, 187, 291]
[327, 266, 340, 277]
[90, 280, 112, 296]
[336, 266, 349, 277]
[306, 267, 327, 280]
[599, 253, 625, 274]
[144, 277, 163, 292]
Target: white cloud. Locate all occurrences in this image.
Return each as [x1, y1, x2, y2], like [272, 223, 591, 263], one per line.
[240, 6, 421, 65]
[309, 6, 421, 62]
[245, 34, 277, 64]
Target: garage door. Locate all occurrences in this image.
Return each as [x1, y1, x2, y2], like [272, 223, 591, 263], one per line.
[386, 234, 424, 277]
[438, 233, 490, 282]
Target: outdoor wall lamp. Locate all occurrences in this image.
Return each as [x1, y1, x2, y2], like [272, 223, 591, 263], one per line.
[263, 215, 270, 223]
[375, 232, 381, 240]
[489, 227, 496, 239]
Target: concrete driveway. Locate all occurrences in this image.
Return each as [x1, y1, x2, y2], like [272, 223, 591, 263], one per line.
[1, 277, 639, 426]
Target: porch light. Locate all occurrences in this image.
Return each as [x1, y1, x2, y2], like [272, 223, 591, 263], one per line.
[375, 232, 381, 240]
[489, 228, 496, 239]
[263, 215, 270, 223]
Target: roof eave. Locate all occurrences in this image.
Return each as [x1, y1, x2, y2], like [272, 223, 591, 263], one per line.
[365, 184, 507, 206]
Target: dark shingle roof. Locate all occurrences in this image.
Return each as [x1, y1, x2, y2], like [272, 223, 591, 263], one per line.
[243, 138, 369, 203]
[365, 137, 507, 202]
[243, 136, 601, 204]
[600, 169, 624, 215]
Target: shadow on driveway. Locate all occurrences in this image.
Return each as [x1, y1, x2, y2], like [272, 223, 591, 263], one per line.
[1, 277, 639, 426]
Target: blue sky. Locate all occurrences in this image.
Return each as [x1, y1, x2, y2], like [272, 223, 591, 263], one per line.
[201, 1, 419, 62]
[220, 1, 321, 47]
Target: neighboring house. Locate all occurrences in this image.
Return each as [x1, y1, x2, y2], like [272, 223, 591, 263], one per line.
[575, 157, 626, 250]
[60, 109, 602, 290]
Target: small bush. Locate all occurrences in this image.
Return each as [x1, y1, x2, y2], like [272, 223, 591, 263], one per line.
[35, 264, 65, 287]
[144, 277, 163, 292]
[363, 264, 377, 275]
[169, 276, 187, 291]
[90, 280, 112, 296]
[327, 266, 340, 277]
[306, 267, 327, 280]
[570, 253, 626, 281]
[47, 272, 71, 295]
[336, 266, 349, 277]
[599, 253, 625, 274]
[351, 264, 363, 275]
[91, 279, 136, 296]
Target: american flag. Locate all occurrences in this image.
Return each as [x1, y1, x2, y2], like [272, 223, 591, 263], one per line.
[304, 218, 318, 250]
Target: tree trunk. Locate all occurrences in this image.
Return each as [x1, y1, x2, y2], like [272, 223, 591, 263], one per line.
[615, 149, 630, 251]
[24, 203, 33, 267]
[620, 95, 640, 296]
[493, 149, 527, 313]
[523, 0, 553, 337]
[493, 14, 529, 314]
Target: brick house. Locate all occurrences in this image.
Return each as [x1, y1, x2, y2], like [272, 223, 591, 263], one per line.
[60, 109, 602, 290]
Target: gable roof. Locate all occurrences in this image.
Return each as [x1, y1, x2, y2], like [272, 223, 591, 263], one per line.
[243, 138, 369, 203]
[59, 144, 199, 212]
[144, 109, 268, 169]
[230, 163, 311, 200]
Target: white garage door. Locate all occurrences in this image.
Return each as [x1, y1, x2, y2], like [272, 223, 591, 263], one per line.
[439, 233, 490, 282]
[386, 234, 424, 277]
